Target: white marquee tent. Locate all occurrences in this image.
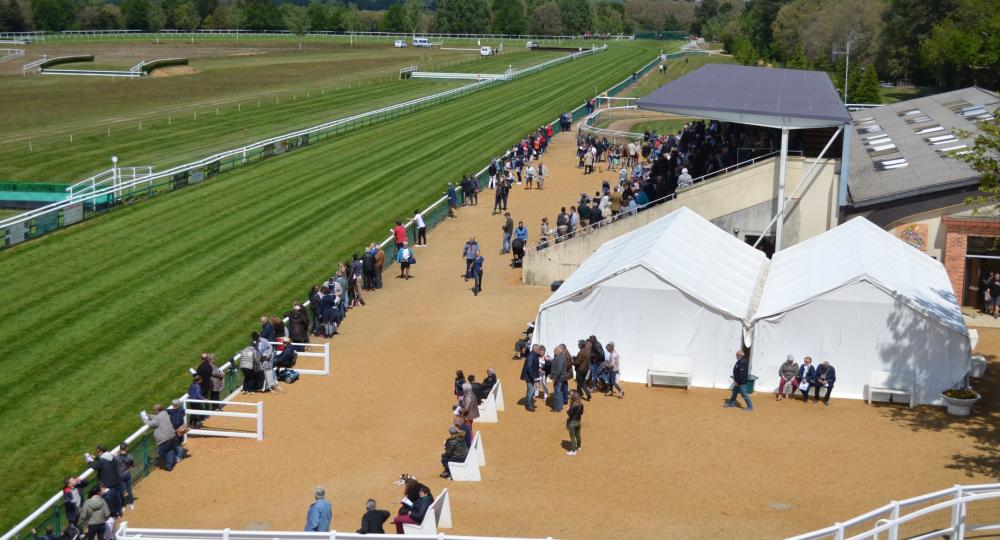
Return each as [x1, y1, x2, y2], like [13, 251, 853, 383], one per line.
[533, 207, 768, 387]
[750, 217, 971, 405]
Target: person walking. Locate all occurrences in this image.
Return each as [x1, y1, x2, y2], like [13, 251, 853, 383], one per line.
[463, 236, 479, 280]
[605, 342, 624, 398]
[396, 241, 414, 279]
[723, 350, 753, 412]
[413, 209, 427, 247]
[472, 250, 484, 296]
[304, 487, 333, 532]
[566, 390, 584, 456]
[573, 340, 592, 401]
[521, 344, 541, 411]
[500, 214, 513, 254]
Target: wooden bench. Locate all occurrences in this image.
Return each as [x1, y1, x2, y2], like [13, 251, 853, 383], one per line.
[647, 355, 694, 389]
[865, 370, 915, 407]
[402, 488, 453, 535]
[446, 434, 482, 482]
[477, 384, 499, 423]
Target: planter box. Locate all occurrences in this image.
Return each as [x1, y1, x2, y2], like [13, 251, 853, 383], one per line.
[942, 392, 981, 416]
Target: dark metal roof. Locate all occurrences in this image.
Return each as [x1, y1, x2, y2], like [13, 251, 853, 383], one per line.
[636, 63, 852, 129]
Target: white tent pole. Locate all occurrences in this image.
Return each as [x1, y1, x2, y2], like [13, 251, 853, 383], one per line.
[754, 126, 843, 251]
[775, 127, 789, 252]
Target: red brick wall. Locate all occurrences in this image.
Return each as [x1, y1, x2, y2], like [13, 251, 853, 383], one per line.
[942, 218, 1000, 303]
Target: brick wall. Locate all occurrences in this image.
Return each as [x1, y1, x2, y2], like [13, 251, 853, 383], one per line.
[941, 217, 1000, 303]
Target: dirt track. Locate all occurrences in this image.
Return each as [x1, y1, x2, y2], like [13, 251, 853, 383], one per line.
[124, 128, 1000, 539]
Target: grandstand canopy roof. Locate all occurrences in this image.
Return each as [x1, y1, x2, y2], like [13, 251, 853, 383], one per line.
[636, 64, 852, 129]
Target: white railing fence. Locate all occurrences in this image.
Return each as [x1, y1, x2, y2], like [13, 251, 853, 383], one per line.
[67, 167, 155, 199]
[0, 46, 605, 241]
[267, 341, 329, 376]
[182, 400, 263, 441]
[787, 484, 1000, 540]
[0, 48, 23, 63]
[116, 523, 555, 540]
[0, 29, 616, 43]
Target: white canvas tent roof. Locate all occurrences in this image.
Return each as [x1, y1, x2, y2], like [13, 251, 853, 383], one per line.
[540, 207, 768, 319]
[753, 217, 966, 335]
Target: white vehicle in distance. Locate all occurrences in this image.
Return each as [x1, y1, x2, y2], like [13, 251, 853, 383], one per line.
[480, 46, 494, 56]
[394, 40, 407, 48]
[412, 37, 431, 47]
[525, 41, 537, 49]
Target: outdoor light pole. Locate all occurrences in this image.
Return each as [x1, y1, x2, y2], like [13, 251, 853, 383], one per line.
[111, 155, 119, 200]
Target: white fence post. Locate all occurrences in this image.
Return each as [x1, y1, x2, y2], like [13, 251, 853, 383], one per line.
[833, 523, 844, 540]
[323, 342, 330, 375]
[257, 401, 264, 441]
[887, 501, 900, 540]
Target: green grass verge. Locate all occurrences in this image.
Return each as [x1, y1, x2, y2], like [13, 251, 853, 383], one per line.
[619, 53, 736, 98]
[879, 85, 935, 104]
[0, 39, 662, 533]
[628, 118, 694, 135]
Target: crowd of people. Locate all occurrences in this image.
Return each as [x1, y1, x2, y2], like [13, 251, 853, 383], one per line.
[440, 368, 498, 478]
[723, 351, 838, 412]
[300, 482, 429, 535]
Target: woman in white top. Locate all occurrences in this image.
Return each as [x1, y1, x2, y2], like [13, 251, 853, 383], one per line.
[605, 342, 624, 398]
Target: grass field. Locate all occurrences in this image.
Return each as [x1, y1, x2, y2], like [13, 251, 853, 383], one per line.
[619, 53, 736, 98]
[0, 38, 666, 533]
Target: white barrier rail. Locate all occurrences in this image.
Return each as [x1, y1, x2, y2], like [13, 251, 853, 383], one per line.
[182, 399, 263, 441]
[411, 71, 507, 80]
[267, 341, 329, 375]
[787, 484, 1000, 540]
[115, 523, 557, 540]
[41, 69, 143, 78]
[0, 48, 23, 63]
[0, 46, 604, 238]
[21, 56, 47, 75]
[68, 167, 155, 198]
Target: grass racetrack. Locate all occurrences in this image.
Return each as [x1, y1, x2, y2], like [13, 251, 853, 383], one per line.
[0, 39, 664, 532]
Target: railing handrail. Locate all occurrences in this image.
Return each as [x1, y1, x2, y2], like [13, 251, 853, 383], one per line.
[0, 47, 604, 233]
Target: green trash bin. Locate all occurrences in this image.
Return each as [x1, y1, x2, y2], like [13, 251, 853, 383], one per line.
[746, 375, 758, 394]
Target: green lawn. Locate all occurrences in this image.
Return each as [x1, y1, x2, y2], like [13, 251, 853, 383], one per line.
[879, 85, 935, 104]
[0, 39, 663, 534]
[620, 53, 736, 98]
[628, 118, 695, 135]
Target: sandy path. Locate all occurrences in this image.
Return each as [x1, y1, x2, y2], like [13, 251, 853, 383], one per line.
[123, 128, 1000, 540]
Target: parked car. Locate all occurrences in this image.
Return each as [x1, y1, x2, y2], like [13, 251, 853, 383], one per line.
[394, 40, 407, 48]
[480, 46, 494, 56]
[412, 37, 431, 48]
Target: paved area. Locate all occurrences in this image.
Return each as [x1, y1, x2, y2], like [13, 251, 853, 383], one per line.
[124, 128, 1000, 540]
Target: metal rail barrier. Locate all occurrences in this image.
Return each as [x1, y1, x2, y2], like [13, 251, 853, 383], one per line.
[182, 400, 263, 441]
[115, 523, 557, 540]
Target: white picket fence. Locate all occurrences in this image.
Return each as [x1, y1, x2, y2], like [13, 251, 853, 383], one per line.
[0, 48, 23, 63]
[182, 399, 263, 441]
[788, 484, 1000, 540]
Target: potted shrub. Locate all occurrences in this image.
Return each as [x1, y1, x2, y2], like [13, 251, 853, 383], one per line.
[941, 388, 981, 416]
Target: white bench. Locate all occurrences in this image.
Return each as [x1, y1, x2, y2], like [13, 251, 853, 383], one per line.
[472, 430, 485, 466]
[647, 355, 694, 389]
[402, 488, 453, 535]
[446, 434, 481, 482]
[494, 381, 505, 411]
[865, 370, 915, 407]
[477, 384, 499, 423]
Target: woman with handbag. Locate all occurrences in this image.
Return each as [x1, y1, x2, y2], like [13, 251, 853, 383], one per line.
[396, 241, 414, 280]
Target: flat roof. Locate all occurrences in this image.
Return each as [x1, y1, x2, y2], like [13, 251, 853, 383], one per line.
[847, 87, 998, 207]
[636, 64, 851, 129]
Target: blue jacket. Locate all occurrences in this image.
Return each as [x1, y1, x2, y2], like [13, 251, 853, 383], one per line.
[187, 383, 205, 401]
[447, 186, 457, 204]
[732, 357, 749, 385]
[797, 364, 816, 382]
[815, 364, 836, 385]
[472, 255, 484, 273]
[514, 226, 529, 243]
[521, 350, 540, 382]
[305, 498, 332, 532]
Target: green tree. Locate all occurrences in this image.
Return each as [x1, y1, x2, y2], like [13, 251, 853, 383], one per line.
[436, 0, 490, 33]
[175, 0, 200, 30]
[402, 0, 422, 32]
[340, 5, 359, 32]
[850, 64, 881, 104]
[920, 0, 1000, 89]
[0, 0, 26, 31]
[31, 0, 75, 30]
[958, 112, 1000, 210]
[691, 0, 718, 34]
[194, 0, 216, 21]
[380, 1, 406, 31]
[878, 0, 955, 84]
[147, 0, 165, 31]
[528, 0, 560, 35]
[282, 4, 310, 34]
[490, 0, 525, 35]
[557, 0, 590, 35]
[239, 0, 280, 30]
[202, 2, 230, 28]
[305, 0, 326, 30]
[122, 0, 151, 29]
[784, 46, 810, 69]
[327, 4, 344, 30]
[741, 0, 792, 58]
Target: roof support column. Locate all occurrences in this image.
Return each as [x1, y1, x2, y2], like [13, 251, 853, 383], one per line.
[838, 123, 851, 209]
[775, 127, 789, 253]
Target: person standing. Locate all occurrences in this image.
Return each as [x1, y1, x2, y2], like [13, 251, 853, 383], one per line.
[238, 340, 261, 394]
[537, 162, 547, 189]
[566, 390, 584, 456]
[500, 214, 513, 254]
[374, 245, 385, 289]
[521, 344, 541, 411]
[288, 303, 310, 345]
[196, 353, 214, 402]
[605, 342, 624, 398]
[459, 382, 480, 428]
[84, 447, 122, 507]
[446, 183, 458, 218]
[77, 487, 110, 540]
[356, 499, 390, 534]
[209, 354, 224, 408]
[813, 361, 837, 406]
[142, 404, 178, 471]
[514, 221, 529, 246]
[63, 477, 87, 525]
[362, 246, 377, 291]
[472, 250, 484, 296]
[308, 285, 322, 335]
[304, 487, 333, 532]
[573, 340, 592, 401]
[396, 241, 414, 280]
[391, 220, 407, 250]
[525, 163, 536, 189]
[723, 350, 753, 412]
[413, 209, 427, 247]
[548, 345, 567, 411]
[463, 236, 479, 280]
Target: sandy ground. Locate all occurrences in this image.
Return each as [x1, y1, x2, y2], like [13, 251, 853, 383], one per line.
[122, 129, 1000, 539]
[148, 66, 200, 78]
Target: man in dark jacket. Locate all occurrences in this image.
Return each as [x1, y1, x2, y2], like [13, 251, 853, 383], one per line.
[813, 361, 837, 406]
[393, 485, 433, 533]
[797, 357, 816, 404]
[481, 368, 497, 398]
[440, 427, 469, 478]
[468, 375, 484, 401]
[588, 335, 606, 388]
[521, 345, 541, 411]
[260, 316, 275, 342]
[196, 353, 214, 400]
[356, 498, 390, 534]
[85, 447, 122, 506]
[723, 350, 753, 411]
[287, 303, 310, 345]
[548, 346, 567, 412]
[573, 341, 592, 401]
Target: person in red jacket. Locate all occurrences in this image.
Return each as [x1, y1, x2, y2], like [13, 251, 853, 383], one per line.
[390, 220, 406, 249]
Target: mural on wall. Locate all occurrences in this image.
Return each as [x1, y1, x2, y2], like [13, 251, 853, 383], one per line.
[896, 224, 928, 251]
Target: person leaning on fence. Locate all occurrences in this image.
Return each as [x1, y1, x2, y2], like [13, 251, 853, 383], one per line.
[304, 486, 332, 532]
[115, 443, 135, 510]
[413, 209, 427, 247]
[238, 338, 261, 394]
[78, 487, 110, 540]
[357, 498, 390, 534]
[393, 484, 432, 532]
[84, 446, 122, 509]
[63, 476, 89, 525]
[30, 526, 56, 540]
[142, 405, 179, 471]
[446, 183, 458, 217]
[167, 400, 190, 460]
[776, 355, 799, 401]
[439, 426, 469, 479]
[187, 375, 206, 428]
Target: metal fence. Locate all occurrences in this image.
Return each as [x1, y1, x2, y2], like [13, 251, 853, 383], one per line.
[0, 46, 605, 251]
[0, 29, 609, 43]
